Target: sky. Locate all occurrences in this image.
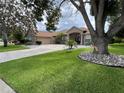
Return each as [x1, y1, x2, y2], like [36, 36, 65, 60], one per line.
[36, 2, 105, 32]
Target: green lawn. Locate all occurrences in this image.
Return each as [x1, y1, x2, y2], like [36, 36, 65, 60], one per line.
[109, 43, 124, 55]
[0, 45, 27, 52]
[0, 44, 124, 93]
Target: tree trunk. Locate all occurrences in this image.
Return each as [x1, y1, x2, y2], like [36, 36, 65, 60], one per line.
[3, 39, 8, 47]
[93, 37, 109, 55]
[2, 31, 8, 47]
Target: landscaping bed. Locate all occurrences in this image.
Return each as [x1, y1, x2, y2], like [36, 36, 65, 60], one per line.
[79, 53, 124, 67]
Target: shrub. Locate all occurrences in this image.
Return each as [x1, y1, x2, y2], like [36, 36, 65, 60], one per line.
[66, 39, 77, 49]
[109, 38, 115, 44]
[36, 41, 42, 45]
[55, 33, 66, 44]
[13, 31, 24, 42]
[113, 37, 122, 43]
[20, 39, 30, 44]
[121, 38, 124, 43]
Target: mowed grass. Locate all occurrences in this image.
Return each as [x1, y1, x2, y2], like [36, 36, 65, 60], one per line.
[0, 45, 27, 52]
[0, 44, 124, 93]
[109, 43, 124, 55]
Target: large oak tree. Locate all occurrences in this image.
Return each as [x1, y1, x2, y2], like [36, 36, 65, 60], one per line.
[59, 0, 124, 54]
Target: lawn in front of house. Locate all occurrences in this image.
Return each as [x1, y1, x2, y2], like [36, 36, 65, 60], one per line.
[109, 43, 124, 55]
[0, 45, 28, 52]
[0, 44, 124, 93]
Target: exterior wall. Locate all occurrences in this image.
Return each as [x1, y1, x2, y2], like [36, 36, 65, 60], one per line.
[84, 34, 91, 39]
[36, 37, 55, 44]
[84, 34, 92, 45]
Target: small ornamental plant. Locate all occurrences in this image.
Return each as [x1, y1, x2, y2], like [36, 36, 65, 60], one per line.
[66, 39, 77, 49]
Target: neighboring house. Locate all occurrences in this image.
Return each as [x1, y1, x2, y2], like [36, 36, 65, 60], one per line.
[34, 26, 92, 45]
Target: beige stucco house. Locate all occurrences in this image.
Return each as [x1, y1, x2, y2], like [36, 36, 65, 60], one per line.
[34, 26, 92, 45]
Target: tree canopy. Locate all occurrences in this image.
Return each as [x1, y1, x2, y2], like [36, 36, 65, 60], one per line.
[21, 0, 61, 31]
[0, 0, 36, 46]
[107, 1, 124, 39]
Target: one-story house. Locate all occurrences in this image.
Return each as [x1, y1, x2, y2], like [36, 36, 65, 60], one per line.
[32, 26, 92, 45]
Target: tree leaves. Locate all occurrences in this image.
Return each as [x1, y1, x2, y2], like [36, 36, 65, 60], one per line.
[21, 0, 61, 31]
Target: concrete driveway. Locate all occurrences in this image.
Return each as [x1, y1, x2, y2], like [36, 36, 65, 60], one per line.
[0, 44, 89, 63]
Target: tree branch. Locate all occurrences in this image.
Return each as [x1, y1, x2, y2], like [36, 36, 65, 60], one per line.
[97, 0, 105, 20]
[91, 0, 98, 17]
[107, 0, 124, 38]
[70, 0, 80, 10]
[96, 0, 106, 36]
[59, 0, 66, 9]
[107, 17, 124, 38]
[77, 0, 96, 36]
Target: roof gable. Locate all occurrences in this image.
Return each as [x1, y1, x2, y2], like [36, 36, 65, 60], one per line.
[66, 26, 82, 33]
